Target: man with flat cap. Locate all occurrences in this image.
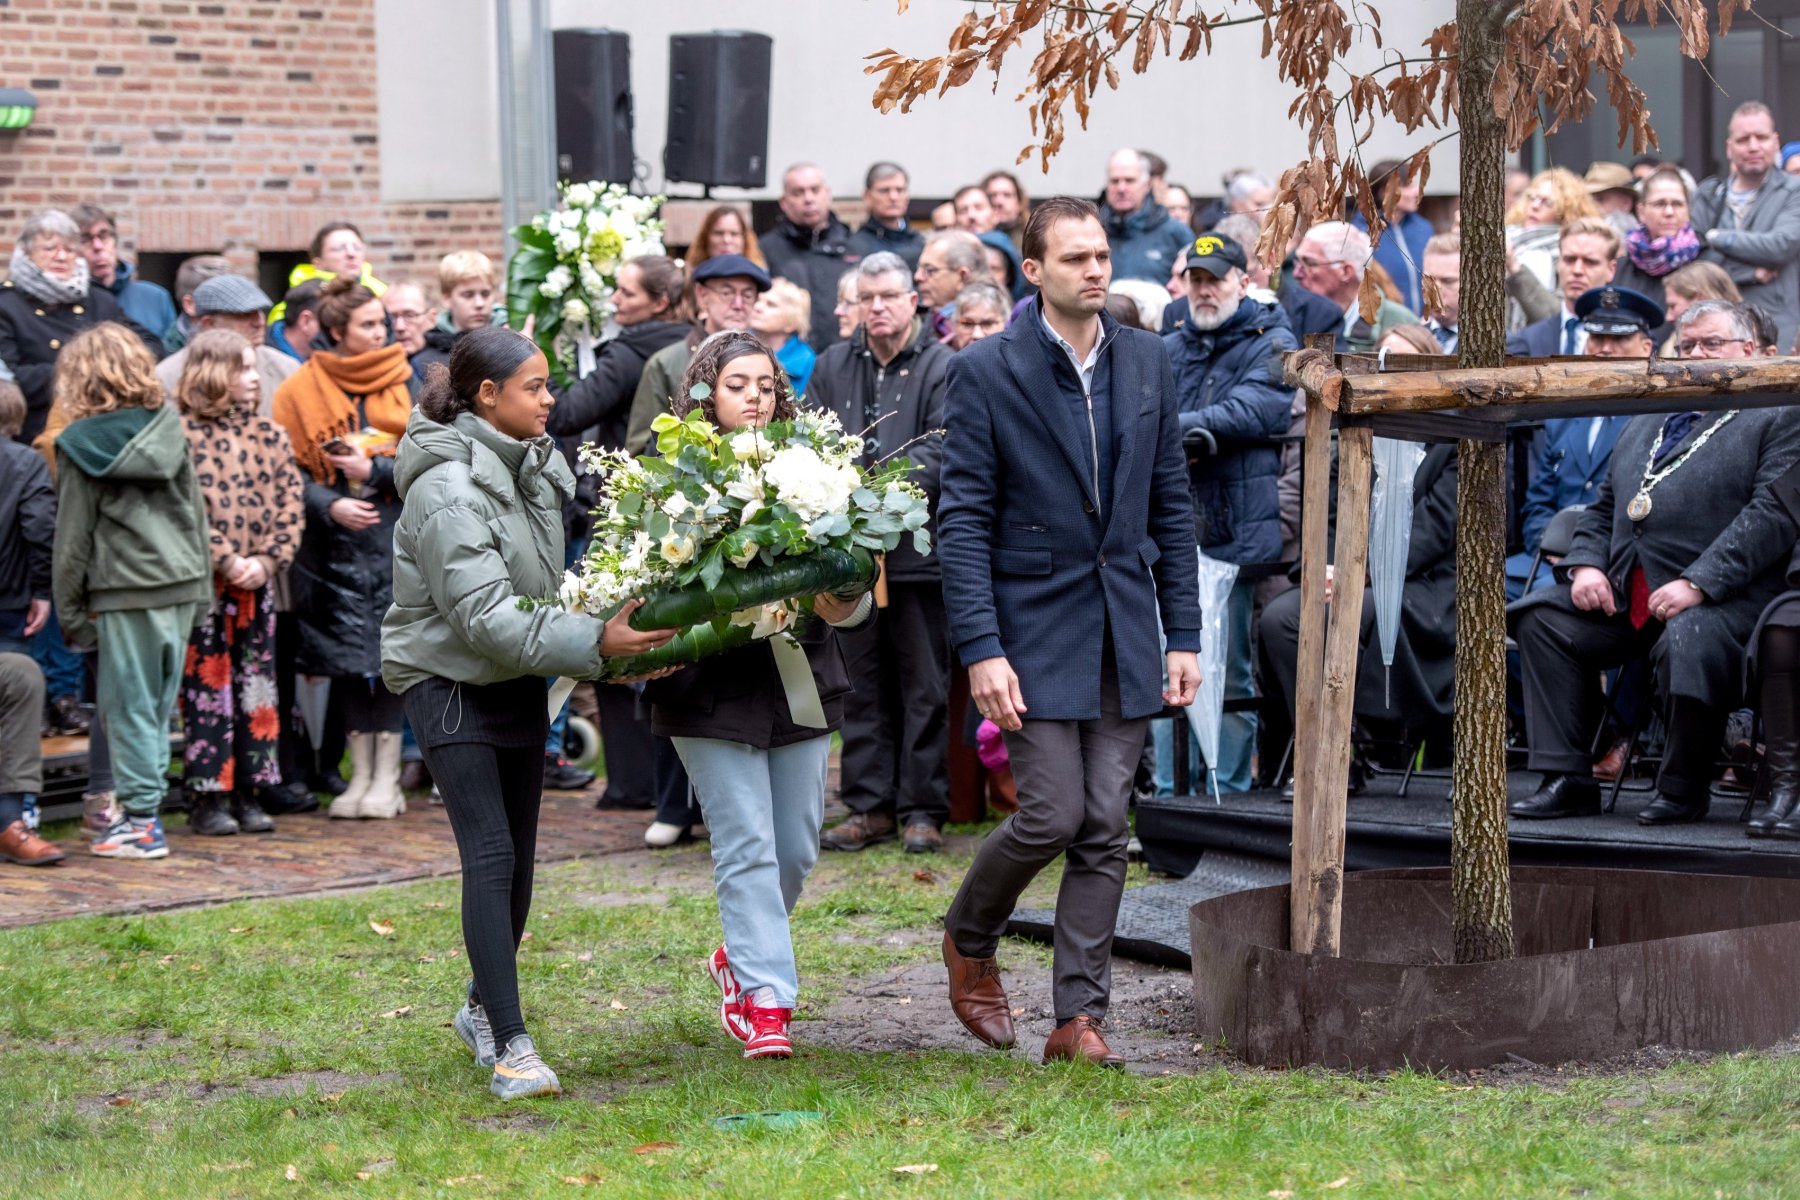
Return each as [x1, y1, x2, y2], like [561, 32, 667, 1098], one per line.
[154, 274, 298, 416]
[1158, 230, 1295, 793]
[1511, 297, 1800, 824]
[1506, 286, 1664, 600]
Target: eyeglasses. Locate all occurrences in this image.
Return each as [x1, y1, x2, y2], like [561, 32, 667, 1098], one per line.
[703, 284, 759, 305]
[81, 229, 117, 246]
[916, 263, 946, 278]
[955, 316, 1004, 332]
[389, 309, 429, 323]
[1642, 198, 1687, 210]
[33, 240, 76, 258]
[1292, 255, 1335, 272]
[858, 291, 914, 309]
[1677, 336, 1754, 356]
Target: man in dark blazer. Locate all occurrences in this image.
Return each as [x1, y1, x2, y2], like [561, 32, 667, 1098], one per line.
[1511, 299, 1800, 825]
[937, 197, 1201, 1068]
[1504, 218, 1621, 359]
[806, 251, 954, 855]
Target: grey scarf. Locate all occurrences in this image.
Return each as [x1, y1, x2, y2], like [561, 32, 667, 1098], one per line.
[8, 246, 90, 306]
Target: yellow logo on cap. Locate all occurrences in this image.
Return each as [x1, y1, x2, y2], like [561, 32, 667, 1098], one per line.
[1192, 235, 1225, 256]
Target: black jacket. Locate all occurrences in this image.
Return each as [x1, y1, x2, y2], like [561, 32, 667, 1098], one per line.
[547, 320, 689, 448]
[0, 280, 165, 443]
[409, 328, 458, 380]
[761, 212, 856, 352]
[804, 320, 950, 583]
[0, 438, 54, 612]
[288, 383, 419, 677]
[645, 616, 861, 749]
[848, 218, 924, 270]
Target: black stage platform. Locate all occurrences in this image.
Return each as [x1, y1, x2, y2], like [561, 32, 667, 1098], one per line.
[1006, 770, 1800, 966]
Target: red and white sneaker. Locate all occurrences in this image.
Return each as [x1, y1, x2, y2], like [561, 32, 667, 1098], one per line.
[742, 1000, 793, 1060]
[705, 945, 751, 1043]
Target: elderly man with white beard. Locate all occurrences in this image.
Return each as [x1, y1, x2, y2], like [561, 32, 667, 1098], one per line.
[1155, 232, 1297, 794]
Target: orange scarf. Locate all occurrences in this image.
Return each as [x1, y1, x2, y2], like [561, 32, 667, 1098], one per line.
[271, 343, 413, 484]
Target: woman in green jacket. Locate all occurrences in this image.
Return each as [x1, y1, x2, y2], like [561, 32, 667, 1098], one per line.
[381, 325, 675, 1100]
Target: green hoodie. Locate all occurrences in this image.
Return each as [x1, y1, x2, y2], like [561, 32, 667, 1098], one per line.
[52, 404, 212, 649]
[381, 407, 606, 694]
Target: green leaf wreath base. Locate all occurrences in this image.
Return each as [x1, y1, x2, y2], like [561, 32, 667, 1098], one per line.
[628, 547, 879, 632]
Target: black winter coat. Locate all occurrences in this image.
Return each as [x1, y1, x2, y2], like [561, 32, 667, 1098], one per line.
[804, 321, 950, 583]
[0, 280, 164, 443]
[761, 213, 856, 353]
[288, 384, 419, 677]
[847, 218, 924, 270]
[644, 615, 861, 749]
[547, 319, 689, 449]
[409, 328, 458, 380]
[0, 438, 54, 611]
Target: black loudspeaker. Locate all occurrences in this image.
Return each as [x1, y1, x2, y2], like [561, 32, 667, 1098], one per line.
[664, 31, 772, 189]
[554, 28, 634, 184]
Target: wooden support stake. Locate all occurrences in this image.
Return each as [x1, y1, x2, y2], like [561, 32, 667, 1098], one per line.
[1289, 388, 1335, 953]
[1295, 422, 1373, 958]
[1330, 355, 1800, 416]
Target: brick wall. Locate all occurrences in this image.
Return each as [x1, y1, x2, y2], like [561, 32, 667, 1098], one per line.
[0, 0, 504, 291]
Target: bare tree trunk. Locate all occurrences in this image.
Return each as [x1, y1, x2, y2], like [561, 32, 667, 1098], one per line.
[1450, 0, 1516, 964]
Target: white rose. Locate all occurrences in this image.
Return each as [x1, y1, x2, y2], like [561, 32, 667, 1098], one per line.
[728, 540, 760, 568]
[553, 229, 581, 257]
[538, 265, 572, 300]
[660, 493, 691, 520]
[729, 430, 771, 463]
[557, 571, 583, 612]
[565, 182, 597, 209]
[659, 532, 696, 565]
[562, 297, 590, 326]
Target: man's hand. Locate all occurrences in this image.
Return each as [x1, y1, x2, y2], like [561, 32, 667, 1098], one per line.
[1647, 578, 1705, 623]
[328, 497, 381, 531]
[23, 597, 50, 638]
[1164, 651, 1201, 707]
[326, 446, 373, 482]
[1755, 266, 1779, 285]
[1570, 566, 1616, 615]
[599, 598, 680, 658]
[969, 656, 1027, 732]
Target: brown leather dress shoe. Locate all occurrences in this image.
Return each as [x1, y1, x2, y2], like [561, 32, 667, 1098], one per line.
[820, 811, 897, 852]
[1042, 1015, 1124, 1068]
[901, 819, 944, 854]
[0, 819, 66, 867]
[942, 932, 1016, 1048]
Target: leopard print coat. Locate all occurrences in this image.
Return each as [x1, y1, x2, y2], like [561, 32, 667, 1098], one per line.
[183, 405, 305, 577]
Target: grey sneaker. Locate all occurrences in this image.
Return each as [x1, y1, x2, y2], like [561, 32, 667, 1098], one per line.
[490, 1034, 560, 1100]
[454, 1000, 496, 1067]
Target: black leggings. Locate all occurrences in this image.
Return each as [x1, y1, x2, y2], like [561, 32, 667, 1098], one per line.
[416, 737, 544, 1052]
[336, 674, 405, 733]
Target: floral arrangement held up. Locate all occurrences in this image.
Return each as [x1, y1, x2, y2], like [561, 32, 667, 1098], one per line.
[564, 406, 932, 678]
[505, 180, 666, 385]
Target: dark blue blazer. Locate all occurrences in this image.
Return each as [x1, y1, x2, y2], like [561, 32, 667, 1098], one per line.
[938, 302, 1202, 721]
[1505, 312, 1568, 358]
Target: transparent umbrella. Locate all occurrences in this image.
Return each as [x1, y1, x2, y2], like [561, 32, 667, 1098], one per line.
[1185, 551, 1239, 802]
[1368, 437, 1426, 709]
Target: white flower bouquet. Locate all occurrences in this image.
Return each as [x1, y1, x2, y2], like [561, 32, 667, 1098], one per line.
[562, 407, 931, 678]
[506, 180, 666, 385]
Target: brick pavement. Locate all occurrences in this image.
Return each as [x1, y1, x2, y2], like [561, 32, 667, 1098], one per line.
[0, 788, 651, 930]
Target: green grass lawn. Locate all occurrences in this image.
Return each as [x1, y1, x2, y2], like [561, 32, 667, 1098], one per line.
[3, 835, 1798, 1199]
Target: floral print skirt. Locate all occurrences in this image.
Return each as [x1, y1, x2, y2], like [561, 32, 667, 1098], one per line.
[181, 584, 281, 793]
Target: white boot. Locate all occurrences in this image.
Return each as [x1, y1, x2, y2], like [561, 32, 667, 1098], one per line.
[359, 732, 407, 819]
[330, 732, 375, 819]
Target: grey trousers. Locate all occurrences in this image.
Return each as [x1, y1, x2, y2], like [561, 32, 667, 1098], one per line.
[944, 647, 1150, 1021]
[0, 652, 45, 796]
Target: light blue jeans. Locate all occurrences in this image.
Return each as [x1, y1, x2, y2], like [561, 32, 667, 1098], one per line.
[1153, 577, 1256, 794]
[673, 734, 830, 1008]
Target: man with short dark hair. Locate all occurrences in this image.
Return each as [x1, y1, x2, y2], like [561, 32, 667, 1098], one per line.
[810, 252, 953, 855]
[849, 163, 923, 268]
[761, 163, 854, 352]
[1693, 101, 1800, 351]
[1421, 232, 1462, 351]
[1512, 299, 1800, 825]
[154, 276, 298, 414]
[269, 278, 324, 363]
[70, 204, 178, 340]
[938, 195, 1200, 1068]
[1505, 218, 1622, 357]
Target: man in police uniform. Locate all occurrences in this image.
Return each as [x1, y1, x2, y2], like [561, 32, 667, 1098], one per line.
[1510, 299, 1800, 824]
[1506, 287, 1663, 600]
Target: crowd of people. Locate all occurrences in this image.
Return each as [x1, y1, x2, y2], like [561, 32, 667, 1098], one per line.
[4, 97, 1800, 1087]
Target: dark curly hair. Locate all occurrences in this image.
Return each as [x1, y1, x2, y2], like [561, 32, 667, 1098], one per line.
[674, 330, 798, 427]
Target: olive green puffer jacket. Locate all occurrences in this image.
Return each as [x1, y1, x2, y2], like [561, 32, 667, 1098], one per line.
[381, 408, 605, 694]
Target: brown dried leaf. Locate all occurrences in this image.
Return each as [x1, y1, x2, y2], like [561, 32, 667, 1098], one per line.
[1357, 270, 1382, 326]
[893, 1163, 939, 1175]
[1422, 274, 1444, 323]
[369, 919, 395, 937]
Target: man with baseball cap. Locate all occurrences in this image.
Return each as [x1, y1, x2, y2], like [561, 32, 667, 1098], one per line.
[1156, 230, 1296, 794]
[154, 274, 298, 415]
[623, 254, 771, 454]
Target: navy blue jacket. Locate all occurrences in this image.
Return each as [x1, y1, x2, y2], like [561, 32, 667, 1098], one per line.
[1101, 198, 1193, 285]
[1162, 284, 1341, 343]
[938, 299, 1201, 721]
[1164, 296, 1296, 564]
[1505, 312, 1568, 358]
